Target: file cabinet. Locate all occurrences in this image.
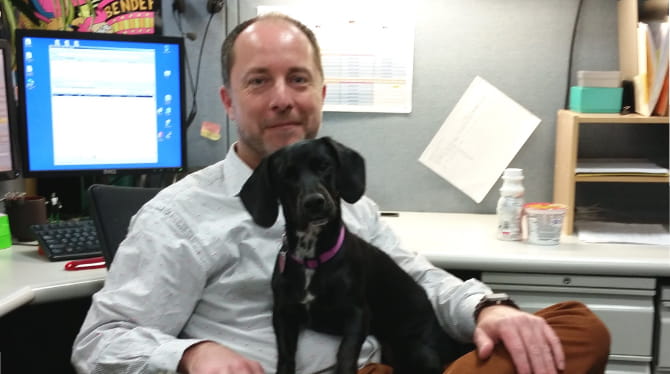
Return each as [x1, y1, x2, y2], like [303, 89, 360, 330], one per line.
[656, 284, 670, 374]
[482, 272, 657, 374]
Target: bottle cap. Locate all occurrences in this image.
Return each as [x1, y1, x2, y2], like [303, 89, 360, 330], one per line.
[502, 168, 523, 179]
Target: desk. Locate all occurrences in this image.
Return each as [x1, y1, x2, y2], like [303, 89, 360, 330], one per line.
[0, 244, 105, 317]
[0, 212, 668, 373]
[383, 212, 670, 276]
[1, 212, 668, 315]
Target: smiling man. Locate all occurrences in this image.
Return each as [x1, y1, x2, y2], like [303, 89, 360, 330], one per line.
[72, 13, 610, 374]
[220, 16, 327, 169]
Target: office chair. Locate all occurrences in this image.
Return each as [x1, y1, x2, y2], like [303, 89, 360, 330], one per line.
[87, 184, 161, 268]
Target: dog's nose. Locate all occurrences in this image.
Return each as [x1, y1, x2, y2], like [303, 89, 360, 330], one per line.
[303, 193, 326, 215]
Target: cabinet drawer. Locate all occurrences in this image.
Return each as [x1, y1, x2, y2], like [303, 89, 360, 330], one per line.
[605, 357, 651, 374]
[482, 272, 656, 290]
[482, 272, 656, 357]
[657, 291, 670, 369]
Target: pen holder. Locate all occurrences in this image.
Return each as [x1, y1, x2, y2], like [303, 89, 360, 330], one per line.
[4, 196, 48, 242]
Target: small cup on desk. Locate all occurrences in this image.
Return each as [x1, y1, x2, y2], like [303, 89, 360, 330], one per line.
[4, 196, 48, 242]
[0, 213, 12, 249]
[524, 203, 567, 245]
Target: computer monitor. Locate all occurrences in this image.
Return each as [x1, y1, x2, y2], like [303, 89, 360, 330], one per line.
[14, 29, 186, 178]
[0, 39, 21, 181]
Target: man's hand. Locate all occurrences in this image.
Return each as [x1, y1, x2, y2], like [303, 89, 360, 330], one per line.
[178, 341, 265, 374]
[473, 305, 565, 374]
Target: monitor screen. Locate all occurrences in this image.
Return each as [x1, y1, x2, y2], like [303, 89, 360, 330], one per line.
[0, 39, 20, 181]
[15, 29, 186, 178]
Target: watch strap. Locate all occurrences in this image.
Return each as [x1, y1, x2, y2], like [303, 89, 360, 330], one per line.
[473, 293, 520, 321]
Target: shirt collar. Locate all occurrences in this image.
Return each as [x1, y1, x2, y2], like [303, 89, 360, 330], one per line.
[225, 142, 254, 196]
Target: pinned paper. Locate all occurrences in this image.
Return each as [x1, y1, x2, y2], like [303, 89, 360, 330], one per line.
[200, 121, 222, 141]
[419, 76, 540, 203]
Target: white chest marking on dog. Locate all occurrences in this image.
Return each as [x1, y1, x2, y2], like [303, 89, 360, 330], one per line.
[302, 268, 316, 305]
[295, 225, 320, 260]
[295, 225, 321, 305]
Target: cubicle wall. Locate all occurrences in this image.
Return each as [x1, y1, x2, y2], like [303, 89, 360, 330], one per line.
[161, 0, 619, 214]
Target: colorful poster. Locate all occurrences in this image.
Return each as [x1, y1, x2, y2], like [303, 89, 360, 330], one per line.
[11, 0, 158, 34]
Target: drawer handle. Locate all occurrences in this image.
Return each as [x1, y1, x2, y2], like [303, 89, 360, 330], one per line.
[562, 277, 572, 285]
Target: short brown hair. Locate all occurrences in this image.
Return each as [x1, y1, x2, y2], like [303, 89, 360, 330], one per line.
[220, 13, 324, 88]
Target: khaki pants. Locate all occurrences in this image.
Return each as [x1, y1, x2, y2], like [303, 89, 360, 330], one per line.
[358, 301, 610, 374]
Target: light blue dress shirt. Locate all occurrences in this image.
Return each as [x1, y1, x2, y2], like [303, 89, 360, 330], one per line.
[71, 144, 491, 374]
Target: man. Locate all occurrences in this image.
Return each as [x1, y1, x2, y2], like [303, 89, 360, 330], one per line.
[72, 13, 609, 374]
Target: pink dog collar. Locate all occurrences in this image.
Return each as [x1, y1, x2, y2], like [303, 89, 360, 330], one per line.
[279, 226, 345, 272]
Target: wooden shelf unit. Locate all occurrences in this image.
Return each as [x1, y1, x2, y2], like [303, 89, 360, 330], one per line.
[552, 109, 669, 235]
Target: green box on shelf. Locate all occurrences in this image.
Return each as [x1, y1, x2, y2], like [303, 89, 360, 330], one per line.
[569, 86, 623, 113]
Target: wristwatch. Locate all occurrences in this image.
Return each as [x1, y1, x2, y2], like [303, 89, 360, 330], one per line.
[473, 293, 520, 321]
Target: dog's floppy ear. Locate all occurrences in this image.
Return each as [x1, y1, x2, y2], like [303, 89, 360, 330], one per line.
[321, 137, 366, 203]
[238, 156, 280, 228]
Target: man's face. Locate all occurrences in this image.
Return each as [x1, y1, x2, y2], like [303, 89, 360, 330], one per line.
[220, 19, 326, 168]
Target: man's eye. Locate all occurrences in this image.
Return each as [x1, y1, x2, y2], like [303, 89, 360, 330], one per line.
[248, 77, 267, 86]
[290, 75, 309, 85]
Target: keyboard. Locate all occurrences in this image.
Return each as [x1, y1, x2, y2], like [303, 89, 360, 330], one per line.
[30, 219, 102, 261]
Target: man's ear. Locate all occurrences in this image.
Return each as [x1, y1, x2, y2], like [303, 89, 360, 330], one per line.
[321, 137, 365, 203]
[238, 156, 279, 228]
[219, 85, 236, 121]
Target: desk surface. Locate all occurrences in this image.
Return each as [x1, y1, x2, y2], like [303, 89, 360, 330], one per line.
[0, 244, 106, 317]
[384, 212, 670, 277]
[1, 212, 668, 317]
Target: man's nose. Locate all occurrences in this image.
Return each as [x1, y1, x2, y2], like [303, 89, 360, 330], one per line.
[270, 81, 293, 112]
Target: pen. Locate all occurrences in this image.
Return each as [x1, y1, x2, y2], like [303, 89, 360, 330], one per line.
[380, 212, 399, 217]
[64, 256, 106, 271]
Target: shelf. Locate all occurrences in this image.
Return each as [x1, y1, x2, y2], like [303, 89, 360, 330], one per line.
[562, 111, 669, 124]
[575, 174, 669, 183]
[553, 110, 669, 235]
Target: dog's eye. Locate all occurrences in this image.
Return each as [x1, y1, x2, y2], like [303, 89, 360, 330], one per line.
[284, 166, 299, 180]
[312, 159, 332, 173]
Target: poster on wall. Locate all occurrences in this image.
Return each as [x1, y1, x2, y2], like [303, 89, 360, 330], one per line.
[6, 0, 159, 34]
[257, 5, 415, 114]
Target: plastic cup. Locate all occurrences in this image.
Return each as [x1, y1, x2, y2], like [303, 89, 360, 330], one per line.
[0, 213, 11, 249]
[524, 203, 567, 245]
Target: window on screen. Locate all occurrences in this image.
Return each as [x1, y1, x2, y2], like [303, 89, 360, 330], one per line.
[49, 45, 159, 166]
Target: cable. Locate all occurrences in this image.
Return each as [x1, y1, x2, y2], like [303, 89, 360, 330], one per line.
[169, 7, 198, 185]
[168, 5, 221, 183]
[188, 12, 216, 128]
[564, 0, 585, 109]
[172, 8, 197, 124]
[172, 7, 217, 129]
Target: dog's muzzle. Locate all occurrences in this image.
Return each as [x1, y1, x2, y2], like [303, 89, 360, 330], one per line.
[300, 192, 334, 226]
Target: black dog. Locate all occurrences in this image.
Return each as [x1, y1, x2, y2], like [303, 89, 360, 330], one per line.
[239, 137, 462, 374]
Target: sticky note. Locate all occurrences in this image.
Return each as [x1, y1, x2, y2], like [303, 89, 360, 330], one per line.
[200, 121, 222, 141]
